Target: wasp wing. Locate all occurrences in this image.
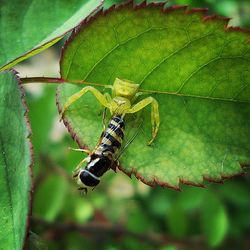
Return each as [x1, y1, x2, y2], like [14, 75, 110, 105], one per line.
[114, 113, 145, 162]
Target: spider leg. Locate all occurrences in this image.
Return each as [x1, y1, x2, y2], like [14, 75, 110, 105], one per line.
[125, 96, 160, 145]
[59, 86, 112, 121]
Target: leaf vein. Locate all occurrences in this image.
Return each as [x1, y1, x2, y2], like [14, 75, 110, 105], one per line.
[0, 136, 16, 248]
[177, 56, 248, 93]
[139, 32, 214, 85]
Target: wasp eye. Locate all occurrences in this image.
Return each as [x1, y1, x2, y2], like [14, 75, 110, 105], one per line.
[79, 170, 100, 187]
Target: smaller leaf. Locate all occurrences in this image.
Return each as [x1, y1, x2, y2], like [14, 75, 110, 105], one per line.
[0, 0, 103, 70]
[167, 205, 188, 238]
[127, 208, 150, 233]
[148, 192, 171, 216]
[201, 193, 229, 247]
[219, 182, 250, 206]
[160, 246, 177, 250]
[26, 85, 57, 154]
[176, 187, 205, 211]
[26, 231, 48, 250]
[33, 174, 68, 221]
[73, 199, 93, 223]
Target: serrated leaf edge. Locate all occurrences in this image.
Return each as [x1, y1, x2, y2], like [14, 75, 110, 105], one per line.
[10, 70, 34, 249]
[59, 0, 250, 77]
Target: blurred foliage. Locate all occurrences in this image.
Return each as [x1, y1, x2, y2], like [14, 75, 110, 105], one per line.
[173, 0, 250, 28]
[27, 84, 250, 250]
[25, 0, 250, 250]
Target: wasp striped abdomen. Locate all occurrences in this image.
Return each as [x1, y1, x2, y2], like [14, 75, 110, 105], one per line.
[78, 115, 125, 189]
[97, 115, 125, 154]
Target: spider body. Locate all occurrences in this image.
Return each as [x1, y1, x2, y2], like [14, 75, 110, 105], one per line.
[60, 78, 160, 192]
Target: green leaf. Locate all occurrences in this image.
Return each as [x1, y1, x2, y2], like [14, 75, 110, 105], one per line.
[176, 187, 204, 211]
[0, 71, 32, 249]
[26, 85, 57, 179]
[219, 181, 250, 206]
[26, 231, 48, 250]
[33, 173, 68, 222]
[26, 86, 57, 154]
[57, 4, 250, 189]
[201, 193, 229, 247]
[167, 205, 188, 238]
[160, 246, 177, 250]
[0, 0, 102, 71]
[127, 207, 150, 233]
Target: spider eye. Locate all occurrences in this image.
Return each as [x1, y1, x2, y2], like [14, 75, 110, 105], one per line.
[79, 170, 100, 187]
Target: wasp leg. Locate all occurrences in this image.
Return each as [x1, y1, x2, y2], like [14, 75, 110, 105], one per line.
[102, 108, 107, 131]
[68, 147, 91, 155]
[59, 86, 112, 121]
[72, 157, 89, 178]
[125, 96, 160, 145]
[78, 187, 88, 194]
[111, 160, 119, 172]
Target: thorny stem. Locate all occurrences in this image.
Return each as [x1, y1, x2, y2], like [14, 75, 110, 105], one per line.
[31, 217, 206, 249]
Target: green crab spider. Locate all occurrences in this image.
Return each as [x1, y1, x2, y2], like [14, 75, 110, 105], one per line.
[60, 78, 160, 145]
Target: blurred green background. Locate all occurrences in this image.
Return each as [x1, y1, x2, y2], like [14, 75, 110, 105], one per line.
[16, 1, 250, 249]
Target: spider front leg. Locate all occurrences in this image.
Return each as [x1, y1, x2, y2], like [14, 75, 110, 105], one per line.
[125, 96, 160, 145]
[59, 86, 112, 121]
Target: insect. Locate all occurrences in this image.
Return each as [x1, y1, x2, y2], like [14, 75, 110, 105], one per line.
[59, 78, 160, 192]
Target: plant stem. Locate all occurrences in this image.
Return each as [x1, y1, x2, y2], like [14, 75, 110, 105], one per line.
[31, 216, 205, 249]
[21, 77, 64, 84]
[20, 76, 107, 88]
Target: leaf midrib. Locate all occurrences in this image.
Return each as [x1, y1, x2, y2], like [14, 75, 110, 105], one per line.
[139, 87, 250, 104]
[61, 78, 250, 104]
[64, 25, 249, 103]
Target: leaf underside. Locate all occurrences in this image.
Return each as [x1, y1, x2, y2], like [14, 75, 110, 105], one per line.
[0, 71, 32, 249]
[0, 0, 102, 71]
[57, 3, 250, 189]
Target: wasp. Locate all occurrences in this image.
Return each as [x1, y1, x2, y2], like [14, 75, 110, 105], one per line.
[60, 78, 160, 192]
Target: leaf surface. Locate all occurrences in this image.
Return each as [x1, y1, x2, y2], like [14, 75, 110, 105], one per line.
[57, 4, 250, 189]
[0, 71, 32, 249]
[0, 0, 102, 71]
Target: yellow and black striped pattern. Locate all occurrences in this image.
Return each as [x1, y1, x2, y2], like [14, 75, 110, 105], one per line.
[95, 115, 125, 157]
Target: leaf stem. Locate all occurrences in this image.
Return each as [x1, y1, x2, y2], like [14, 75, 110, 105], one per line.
[20, 76, 108, 88]
[21, 77, 64, 84]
